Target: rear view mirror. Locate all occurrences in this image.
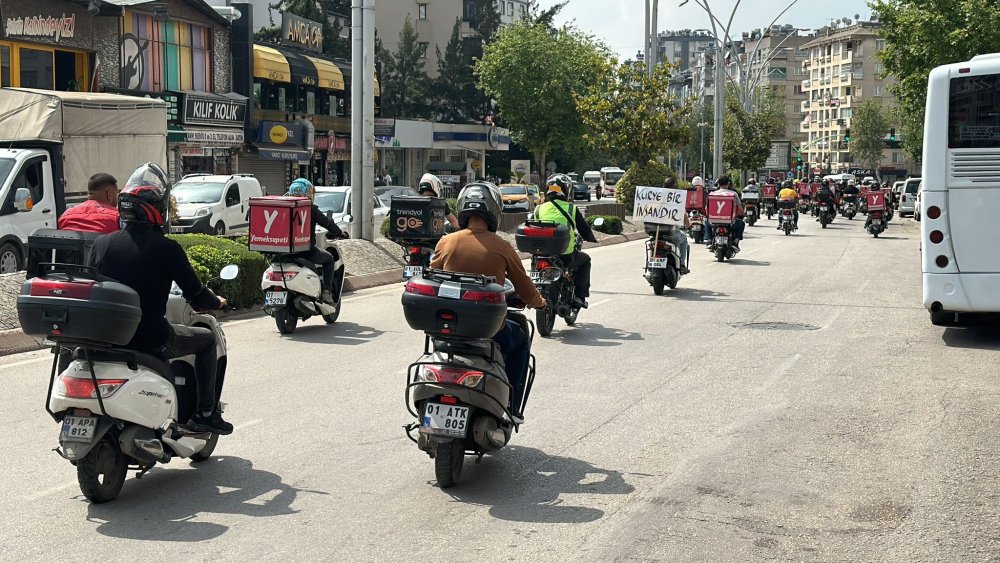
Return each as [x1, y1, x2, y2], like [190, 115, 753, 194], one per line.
[593, 217, 606, 227]
[220, 264, 239, 280]
[344, 214, 354, 223]
[14, 188, 33, 212]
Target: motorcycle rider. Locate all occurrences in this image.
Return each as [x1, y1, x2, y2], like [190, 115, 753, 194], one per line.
[661, 177, 691, 274]
[430, 182, 546, 420]
[743, 178, 759, 194]
[416, 173, 459, 229]
[286, 178, 349, 303]
[815, 179, 837, 221]
[89, 163, 232, 435]
[533, 175, 599, 308]
[712, 176, 745, 248]
[777, 180, 799, 229]
[690, 176, 713, 243]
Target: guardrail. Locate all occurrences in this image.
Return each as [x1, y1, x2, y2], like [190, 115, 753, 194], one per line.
[499, 212, 530, 232]
[580, 203, 627, 219]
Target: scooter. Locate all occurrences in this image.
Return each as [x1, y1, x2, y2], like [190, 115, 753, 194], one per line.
[517, 221, 583, 337]
[708, 221, 740, 261]
[763, 198, 776, 220]
[841, 195, 858, 220]
[400, 241, 435, 280]
[817, 200, 835, 228]
[688, 210, 707, 244]
[18, 264, 237, 504]
[644, 225, 684, 295]
[744, 199, 759, 226]
[403, 270, 535, 488]
[261, 234, 346, 334]
[866, 210, 887, 237]
[778, 205, 798, 235]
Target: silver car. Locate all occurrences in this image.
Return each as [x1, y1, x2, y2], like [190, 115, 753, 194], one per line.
[899, 178, 921, 217]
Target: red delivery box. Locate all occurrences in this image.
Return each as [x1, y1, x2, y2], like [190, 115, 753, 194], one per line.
[762, 184, 777, 198]
[248, 196, 313, 254]
[686, 187, 705, 210]
[707, 193, 736, 223]
[797, 185, 811, 197]
[810, 183, 821, 195]
[864, 190, 886, 211]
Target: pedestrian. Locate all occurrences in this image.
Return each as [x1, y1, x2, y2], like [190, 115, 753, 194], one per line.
[57, 172, 121, 233]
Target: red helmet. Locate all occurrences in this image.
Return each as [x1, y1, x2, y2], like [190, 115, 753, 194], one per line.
[118, 163, 169, 226]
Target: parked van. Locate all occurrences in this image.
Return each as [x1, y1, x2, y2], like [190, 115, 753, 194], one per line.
[171, 174, 263, 235]
[599, 167, 625, 197]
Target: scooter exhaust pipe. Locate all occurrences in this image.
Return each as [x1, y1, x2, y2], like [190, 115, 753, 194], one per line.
[134, 438, 169, 462]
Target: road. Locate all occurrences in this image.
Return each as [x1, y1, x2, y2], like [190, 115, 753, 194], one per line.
[4, 214, 999, 561]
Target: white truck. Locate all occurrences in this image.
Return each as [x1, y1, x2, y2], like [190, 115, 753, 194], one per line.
[0, 88, 167, 272]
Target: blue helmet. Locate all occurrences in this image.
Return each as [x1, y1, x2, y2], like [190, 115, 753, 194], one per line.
[288, 178, 312, 197]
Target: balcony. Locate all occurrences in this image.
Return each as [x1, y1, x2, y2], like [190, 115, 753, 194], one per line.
[800, 99, 810, 111]
[802, 79, 811, 89]
[801, 121, 811, 130]
[803, 59, 812, 67]
[840, 73, 849, 82]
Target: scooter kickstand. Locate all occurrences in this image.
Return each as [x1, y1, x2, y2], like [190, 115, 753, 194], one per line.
[135, 464, 154, 480]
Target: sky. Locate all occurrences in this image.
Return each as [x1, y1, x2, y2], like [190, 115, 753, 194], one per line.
[535, 0, 876, 60]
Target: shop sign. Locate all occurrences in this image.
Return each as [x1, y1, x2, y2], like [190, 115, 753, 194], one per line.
[183, 95, 247, 128]
[4, 13, 76, 43]
[280, 13, 322, 53]
[258, 121, 307, 147]
[374, 118, 395, 139]
[180, 147, 207, 157]
[185, 129, 244, 145]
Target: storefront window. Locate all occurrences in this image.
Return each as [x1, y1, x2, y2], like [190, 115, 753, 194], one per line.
[124, 12, 213, 92]
[1, 46, 10, 87]
[306, 90, 316, 114]
[19, 48, 54, 90]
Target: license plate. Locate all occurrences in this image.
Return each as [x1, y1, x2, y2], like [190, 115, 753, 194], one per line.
[403, 265, 422, 279]
[420, 402, 469, 437]
[61, 416, 97, 443]
[647, 258, 668, 269]
[170, 226, 184, 234]
[714, 236, 728, 246]
[264, 290, 287, 306]
[530, 271, 544, 283]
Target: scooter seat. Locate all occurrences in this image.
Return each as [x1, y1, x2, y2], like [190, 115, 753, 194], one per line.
[432, 338, 501, 360]
[72, 348, 174, 380]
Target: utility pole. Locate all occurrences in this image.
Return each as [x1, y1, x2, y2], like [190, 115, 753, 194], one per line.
[361, 0, 375, 241]
[350, 0, 376, 240]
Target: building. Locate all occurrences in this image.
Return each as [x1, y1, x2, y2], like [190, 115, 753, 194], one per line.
[496, 0, 529, 25]
[738, 26, 813, 142]
[657, 29, 715, 73]
[375, 1, 476, 79]
[799, 21, 912, 179]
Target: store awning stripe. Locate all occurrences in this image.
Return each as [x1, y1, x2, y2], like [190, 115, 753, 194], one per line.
[253, 45, 291, 83]
[304, 56, 345, 91]
[277, 48, 319, 87]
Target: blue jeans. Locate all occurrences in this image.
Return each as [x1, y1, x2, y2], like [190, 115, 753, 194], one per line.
[492, 319, 530, 415]
[664, 230, 689, 266]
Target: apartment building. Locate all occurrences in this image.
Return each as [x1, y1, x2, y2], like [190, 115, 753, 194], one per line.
[738, 26, 814, 141]
[799, 21, 912, 178]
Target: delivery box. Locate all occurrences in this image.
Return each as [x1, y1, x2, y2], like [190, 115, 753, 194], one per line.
[762, 184, 777, 199]
[865, 190, 886, 212]
[707, 193, 736, 224]
[248, 196, 312, 254]
[686, 187, 705, 210]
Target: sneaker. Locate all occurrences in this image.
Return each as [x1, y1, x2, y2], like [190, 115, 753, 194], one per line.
[187, 411, 234, 436]
[572, 297, 589, 309]
[321, 289, 334, 303]
[680, 266, 690, 275]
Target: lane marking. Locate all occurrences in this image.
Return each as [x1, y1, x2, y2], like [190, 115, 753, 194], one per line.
[24, 481, 76, 502]
[0, 355, 51, 371]
[232, 419, 263, 432]
[588, 299, 612, 309]
[744, 248, 761, 255]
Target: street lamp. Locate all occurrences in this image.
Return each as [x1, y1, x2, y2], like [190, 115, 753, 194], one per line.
[697, 121, 709, 178]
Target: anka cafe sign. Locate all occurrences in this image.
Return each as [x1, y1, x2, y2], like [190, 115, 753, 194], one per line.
[4, 13, 76, 43]
[182, 94, 247, 128]
[280, 12, 322, 53]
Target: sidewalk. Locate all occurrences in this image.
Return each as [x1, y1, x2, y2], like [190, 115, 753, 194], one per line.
[0, 218, 646, 355]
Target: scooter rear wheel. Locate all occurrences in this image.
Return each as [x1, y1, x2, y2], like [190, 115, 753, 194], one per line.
[275, 306, 298, 334]
[652, 272, 665, 295]
[435, 440, 464, 488]
[715, 248, 726, 262]
[77, 434, 127, 504]
[665, 268, 679, 290]
[536, 307, 556, 337]
[190, 433, 219, 462]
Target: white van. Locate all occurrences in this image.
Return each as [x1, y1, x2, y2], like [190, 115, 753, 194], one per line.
[599, 167, 625, 197]
[822, 173, 856, 185]
[583, 171, 601, 188]
[171, 174, 263, 235]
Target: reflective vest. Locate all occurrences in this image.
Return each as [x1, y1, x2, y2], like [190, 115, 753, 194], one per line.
[534, 199, 576, 254]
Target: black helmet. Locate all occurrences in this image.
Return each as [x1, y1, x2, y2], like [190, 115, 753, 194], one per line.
[821, 178, 830, 188]
[456, 182, 502, 232]
[782, 180, 794, 189]
[545, 174, 571, 200]
[119, 162, 169, 227]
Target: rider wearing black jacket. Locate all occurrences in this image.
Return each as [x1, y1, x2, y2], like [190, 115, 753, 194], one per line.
[287, 178, 347, 302]
[815, 180, 836, 219]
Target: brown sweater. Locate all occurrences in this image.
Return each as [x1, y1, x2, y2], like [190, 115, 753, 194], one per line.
[431, 226, 546, 309]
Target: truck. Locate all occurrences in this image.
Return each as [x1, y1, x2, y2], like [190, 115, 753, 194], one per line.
[0, 88, 168, 273]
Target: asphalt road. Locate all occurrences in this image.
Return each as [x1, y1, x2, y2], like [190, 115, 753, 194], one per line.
[4, 213, 999, 562]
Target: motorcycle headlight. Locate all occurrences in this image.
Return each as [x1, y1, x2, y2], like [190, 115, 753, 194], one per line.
[195, 207, 211, 217]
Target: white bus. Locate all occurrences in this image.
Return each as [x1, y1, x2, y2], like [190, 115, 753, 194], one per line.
[599, 167, 625, 197]
[921, 53, 1000, 326]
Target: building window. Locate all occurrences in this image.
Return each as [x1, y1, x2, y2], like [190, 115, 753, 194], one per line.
[873, 84, 884, 97]
[123, 12, 212, 92]
[892, 151, 904, 164]
[841, 107, 852, 119]
[509, 2, 515, 16]
[876, 39, 886, 51]
[499, 1, 505, 15]
[19, 48, 54, 90]
[418, 3, 428, 20]
[418, 42, 429, 59]
[874, 62, 885, 78]
[0, 46, 9, 87]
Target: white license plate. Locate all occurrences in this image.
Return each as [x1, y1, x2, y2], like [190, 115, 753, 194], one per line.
[403, 265, 422, 279]
[61, 415, 97, 443]
[170, 226, 184, 234]
[530, 271, 544, 283]
[264, 291, 288, 306]
[647, 258, 668, 269]
[420, 402, 469, 437]
[714, 236, 728, 245]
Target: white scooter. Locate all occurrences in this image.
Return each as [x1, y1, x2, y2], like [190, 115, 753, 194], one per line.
[261, 233, 346, 334]
[18, 264, 237, 504]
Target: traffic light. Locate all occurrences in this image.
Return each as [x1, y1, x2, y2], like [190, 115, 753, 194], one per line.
[889, 127, 896, 141]
[844, 128, 852, 143]
[796, 154, 803, 171]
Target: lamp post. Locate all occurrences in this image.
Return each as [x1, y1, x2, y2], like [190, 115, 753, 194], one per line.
[698, 121, 708, 178]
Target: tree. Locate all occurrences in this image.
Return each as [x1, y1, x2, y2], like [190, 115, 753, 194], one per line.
[381, 16, 432, 119]
[850, 100, 890, 180]
[527, 0, 569, 28]
[433, 19, 493, 124]
[720, 85, 784, 182]
[871, 0, 1000, 163]
[615, 160, 674, 213]
[577, 61, 691, 166]
[475, 22, 608, 185]
[255, 0, 349, 59]
[681, 103, 714, 177]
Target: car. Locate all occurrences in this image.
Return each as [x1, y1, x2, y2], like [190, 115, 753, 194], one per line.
[891, 181, 905, 209]
[171, 174, 263, 235]
[526, 185, 543, 206]
[314, 186, 388, 247]
[499, 184, 534, 213]
[914, 183, 923, 221]
[572, 182, 591, 201]
[375, 185, 420, 206]
[899, 177, 921, 217]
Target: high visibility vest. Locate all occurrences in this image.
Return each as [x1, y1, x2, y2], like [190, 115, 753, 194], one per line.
[534, 200, 576, 254]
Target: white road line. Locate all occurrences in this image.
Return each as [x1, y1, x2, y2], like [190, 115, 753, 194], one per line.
[233, 419, 263, 431]
[0, 355, 51, 370]
[24, 481, 76, 502]
[744, 248, 761, 255]
[588, 299, 612, 309]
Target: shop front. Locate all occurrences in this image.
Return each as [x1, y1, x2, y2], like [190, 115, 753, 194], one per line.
[374, 118, 433, 187]
[242, 120, 313, 194]
[429, 124, 510, 190]
[0, 0, 97, 90]
[166, 90, 248, 179]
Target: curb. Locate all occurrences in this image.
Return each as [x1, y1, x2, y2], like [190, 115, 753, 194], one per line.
[0, 234, 645, 357]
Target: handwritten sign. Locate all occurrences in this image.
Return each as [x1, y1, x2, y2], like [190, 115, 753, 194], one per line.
[633, 186, 686, 226]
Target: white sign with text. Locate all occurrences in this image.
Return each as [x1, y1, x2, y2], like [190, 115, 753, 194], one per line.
[633, 186, 686, 226]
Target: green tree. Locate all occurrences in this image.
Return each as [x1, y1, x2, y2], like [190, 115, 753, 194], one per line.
[615, 160, 675, 213]
[720, 85, 784, 181]
[681, 103, 714, 177]
[381, 16, 432, 119]
[475, 22, 608, 185]
[577, 61, 692, 167]
[871, 0, 1000, 163]
[434, 19, 493, 124]
[850, 100, 890, 180]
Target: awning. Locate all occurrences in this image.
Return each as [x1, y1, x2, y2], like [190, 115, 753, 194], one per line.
[276, 48, 319, 87]
[304, 56, 345, 91]
[253, 142, 311, 161]
[334, 61, 379, 96]
[253, 45, 291, 83]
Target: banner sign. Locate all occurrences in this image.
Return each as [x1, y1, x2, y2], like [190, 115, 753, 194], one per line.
[183, 94, 247, 127]
[633, 186, 686, 226]
[280, 12, 322, 53]
[4, 13, 76, 43]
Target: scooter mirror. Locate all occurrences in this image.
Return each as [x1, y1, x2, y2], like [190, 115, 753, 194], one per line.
[344, 214, 354, 223]
[220, 264, 239, 280]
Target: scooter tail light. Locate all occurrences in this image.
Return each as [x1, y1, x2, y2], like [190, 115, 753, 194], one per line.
[419, 365, 484, 386]
[62, 376, 128, 399]
[404, 279, 437, 296]
[535, 259, 552, 270]
[462, 290, 505, 304]
[266, 270, 298, 282]
[408, 246, 423, 255]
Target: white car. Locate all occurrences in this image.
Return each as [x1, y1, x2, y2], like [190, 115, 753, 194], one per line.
[899, 177, 921, 217]
[314, 186, 388, 247]
[171, 174, 262, 235]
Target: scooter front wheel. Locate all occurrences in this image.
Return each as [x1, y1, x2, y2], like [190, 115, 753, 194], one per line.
[275, 306, 298, 334]
[536, 307, 556, 337]
[434, 440, 464, 488]
[77, 433, 127, 504]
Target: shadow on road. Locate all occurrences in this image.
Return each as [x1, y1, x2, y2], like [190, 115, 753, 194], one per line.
[86, 456, 325, 541]
[282, 322, 387, 345]
[447, 446, 634, 524]
[548, 323, 642, 347]
[668, 287, 729, 301]
[726, 259, 771, 267]
[942, 324, 1000, 351]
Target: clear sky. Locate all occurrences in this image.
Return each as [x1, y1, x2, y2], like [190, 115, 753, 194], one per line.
[536, 0, 876, 60]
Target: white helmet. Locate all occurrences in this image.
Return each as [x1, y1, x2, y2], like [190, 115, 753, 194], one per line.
[691, 176, 705, 187]
[418, 173, 443, 197]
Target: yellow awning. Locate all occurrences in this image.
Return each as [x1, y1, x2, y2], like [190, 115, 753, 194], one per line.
[253, 45, 291, 83]
[304, 55, 345, 91]
[374, 75, 381, 97]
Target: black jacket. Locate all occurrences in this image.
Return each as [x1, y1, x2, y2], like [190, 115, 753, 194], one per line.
[90, 224, 221, 351]
[817, 188, 835, 202]
[309, 203, 344, 247]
